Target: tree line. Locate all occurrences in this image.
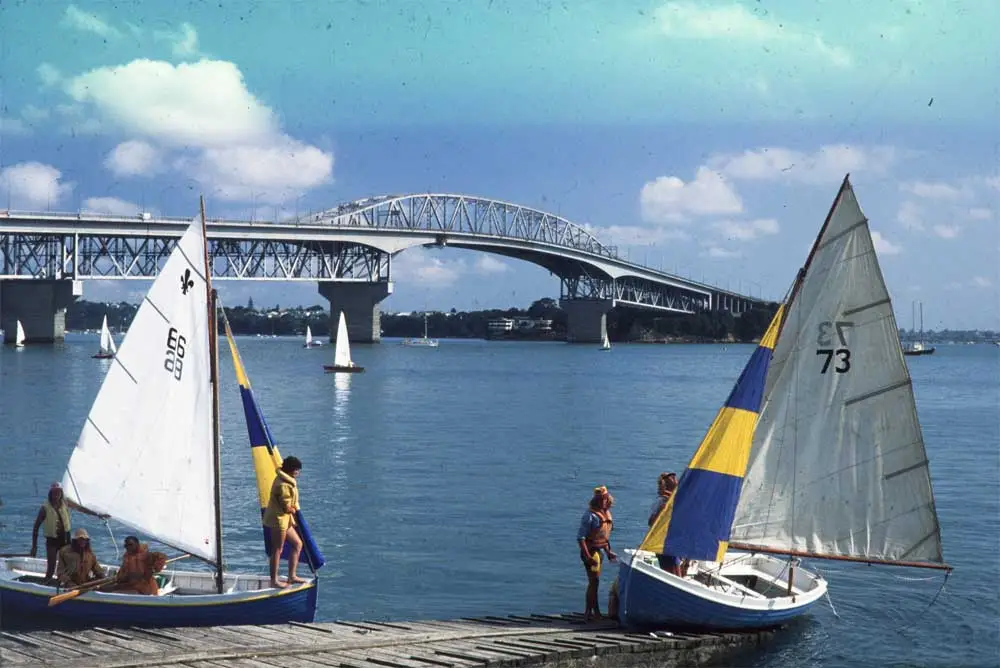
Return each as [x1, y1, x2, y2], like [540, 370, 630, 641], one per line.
[66, 297, 788, 343]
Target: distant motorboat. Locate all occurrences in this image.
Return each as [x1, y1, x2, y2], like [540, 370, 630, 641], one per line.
[324, 312, 365, 373]
[402, 314, 439, 348]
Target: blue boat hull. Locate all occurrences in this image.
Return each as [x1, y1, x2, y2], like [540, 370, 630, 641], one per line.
[0, 581, 317, 630]
[617, 557, 821, 631]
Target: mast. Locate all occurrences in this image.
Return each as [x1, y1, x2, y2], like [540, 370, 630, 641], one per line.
[201, 196, 225, 595]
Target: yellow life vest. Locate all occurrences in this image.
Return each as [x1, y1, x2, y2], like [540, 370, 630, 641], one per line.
[42, 501, 71, 539]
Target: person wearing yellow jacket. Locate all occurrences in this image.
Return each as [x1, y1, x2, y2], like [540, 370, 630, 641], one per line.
[263, 457, 305, 589]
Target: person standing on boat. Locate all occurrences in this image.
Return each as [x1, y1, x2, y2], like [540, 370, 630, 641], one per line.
[647, 472, 677, 527]
[263, 456, 306, 589]
[107, 536, 168, 595]
[56, 528, 105, 587]
[29, 482, 106, 583]
[577, 485, 617, 621]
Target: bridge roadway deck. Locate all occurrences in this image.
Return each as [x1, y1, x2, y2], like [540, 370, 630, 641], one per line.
[0, 612, 773, 668]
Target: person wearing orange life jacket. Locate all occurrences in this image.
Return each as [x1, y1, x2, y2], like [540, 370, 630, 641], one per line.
[576, 485, 617, 621]
[107, 536, 168, 595]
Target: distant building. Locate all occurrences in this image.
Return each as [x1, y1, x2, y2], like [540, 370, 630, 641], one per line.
[487, 317, 553, 335]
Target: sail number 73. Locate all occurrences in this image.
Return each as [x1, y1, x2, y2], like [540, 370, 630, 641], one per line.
[816, 320, 853, 374]
[164, 327, 186, 381]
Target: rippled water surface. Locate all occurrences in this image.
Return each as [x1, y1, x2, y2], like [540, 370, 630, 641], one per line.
[1, 336, 997, 667]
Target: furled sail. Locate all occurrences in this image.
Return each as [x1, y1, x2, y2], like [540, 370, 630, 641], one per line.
[333, 312, 351, 367]
[62, 217, 217, 561]
[731, 177, 947, 568]
[223, 313, 327, 571]
[640, 306, 784, 561]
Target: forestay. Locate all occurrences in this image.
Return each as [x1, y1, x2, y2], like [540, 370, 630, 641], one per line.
[333, 312, 351, 367]
[731, 178, 945, 566]
[63, 217, 217, 562]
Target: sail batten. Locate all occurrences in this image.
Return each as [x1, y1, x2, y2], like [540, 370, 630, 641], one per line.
[731, 177, 946, 568]
[61, 218, 217, 562]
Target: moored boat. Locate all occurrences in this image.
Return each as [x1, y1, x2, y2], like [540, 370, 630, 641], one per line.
[324, 311, 365, 373]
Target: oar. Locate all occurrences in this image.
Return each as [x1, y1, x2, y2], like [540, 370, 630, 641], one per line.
[48, 554, 190, 607]
[0, 553, 32, 558]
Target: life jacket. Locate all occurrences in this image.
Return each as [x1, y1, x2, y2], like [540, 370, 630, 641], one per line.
[118, 545, 163, 595]
[42, 501, 71, 539]
[585, 509, 613, 550]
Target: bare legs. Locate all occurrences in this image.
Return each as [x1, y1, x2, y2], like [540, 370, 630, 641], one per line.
[269, 525, 305, 588]
[44, 539, 59, 581]
[585, 571, 602, 621]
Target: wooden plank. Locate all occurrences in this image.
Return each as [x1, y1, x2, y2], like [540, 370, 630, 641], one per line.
[359, 647, 439, 668]
[363, 620, 415, 632]
[399, 650, 457, 668]
[332, 620, 389, 633]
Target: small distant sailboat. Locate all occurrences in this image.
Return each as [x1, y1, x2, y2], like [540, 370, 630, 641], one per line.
[14, 320, 26, 348]
[617, 175, 951, 631]
[303, 325, 323, 348]
[92, 315, 117, 359]
[401, 313, 439, 348]
[600, 332, 611, 351]
[324, 312, 364, 373]
[903, 301, 935, 356]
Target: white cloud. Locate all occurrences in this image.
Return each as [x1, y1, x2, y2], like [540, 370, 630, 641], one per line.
[63, 4, 120, 38]
[896, 200, 925, 231]
[0, 162, 73, 210]
[54, 104, 104, 135]
[155, 23, 200, 58]
[971, 276, 993, 289]
[475, 256, 509, 274]
[968, 207, 993, 221]
[652, 2, 851, 67]
[393, 252, 464, 287]
[932, 224, 960, 239]
[105, 140, 162, 177]
[63, 58, 333, 204]
[703, 246, 742, 259]
[640, 167, 743, 224]
[587, 223, 690, 246]
[900, 181, 970, 200]
[712, 218, 779, 242]
[711, 145, 897, 184]
[21, 105, 49, 123]
[37, 63, 62, 87]
[871, 230, 902, 256]
[0, 117, 30, 136]
[82, 197, 141, 215]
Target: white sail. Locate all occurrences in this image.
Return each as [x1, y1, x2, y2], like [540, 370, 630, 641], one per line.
[305, 325, 313, 347]
[731, 179, 945, 566]
[62, 217, 217, 561]
[15, 320, 25, 347]
[99, 315, 115, 355]
[601, 332, 611, 349]
[333, 312, 352, 367]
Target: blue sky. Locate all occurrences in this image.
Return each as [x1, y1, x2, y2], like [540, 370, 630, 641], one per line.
[0, 0, 997, 328]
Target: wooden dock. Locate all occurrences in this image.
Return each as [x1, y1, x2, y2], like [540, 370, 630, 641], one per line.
[0, 613, 773, 668]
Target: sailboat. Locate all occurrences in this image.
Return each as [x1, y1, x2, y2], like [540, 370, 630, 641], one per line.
[14, 320, 25, 348]
[401, 313, 439, 347]
[324, 311, 365, 373]
[92, 315, 117, 359]
[0, 199, 323, 628]
[903, 301, 936, 356]
[617, 175, 951, 631]
[303, 325, 323, 348]
[600, 332, 611, 351]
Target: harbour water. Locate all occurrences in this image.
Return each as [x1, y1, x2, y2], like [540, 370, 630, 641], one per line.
[1, 336, 997, 667]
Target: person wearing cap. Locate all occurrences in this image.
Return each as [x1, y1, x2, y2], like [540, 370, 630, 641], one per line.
[56, 528, 105, 587]
[107, 536, 168, 595]
[576, 485, 617, 621]
[30, 482, 107, 583]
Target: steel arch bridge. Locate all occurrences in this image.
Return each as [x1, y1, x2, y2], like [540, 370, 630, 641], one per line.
[0, 194, 766, 316]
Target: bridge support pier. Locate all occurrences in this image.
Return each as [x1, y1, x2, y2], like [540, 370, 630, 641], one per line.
[318, 281, 393, 343]
[560, 298, 614, 344]
[1, 279, 83, 344]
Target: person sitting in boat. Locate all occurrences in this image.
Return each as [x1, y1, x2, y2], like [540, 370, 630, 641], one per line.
[107, 536, 168, 595]
[56, 528, 105, 587]
[263, 456, 306, 589]
[576, 485, 617, 621]
[29, 482, 107, 584]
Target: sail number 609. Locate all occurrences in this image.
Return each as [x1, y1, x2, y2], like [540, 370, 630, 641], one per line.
[164, 327, 186, 381]
[816, 320, 853, 374]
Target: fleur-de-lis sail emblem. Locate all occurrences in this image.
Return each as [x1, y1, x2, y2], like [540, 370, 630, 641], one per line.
[180, 268, 195, 295]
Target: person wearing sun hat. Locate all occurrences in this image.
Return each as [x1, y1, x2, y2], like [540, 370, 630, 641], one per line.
[56, 527, 105, 587]
[576, 485, 617, 621]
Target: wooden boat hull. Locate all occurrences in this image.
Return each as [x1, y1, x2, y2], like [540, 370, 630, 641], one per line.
[92, 353, 115, 359]
[903, 348, 935, 356]
[0, 557, 316, 630]
[323, 365, 365, 373]
[616, 550, 825, 631]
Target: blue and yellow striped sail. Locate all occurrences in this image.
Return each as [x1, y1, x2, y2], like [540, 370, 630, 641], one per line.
[223, 318, 326, 571]
[640, 306, 785, 562]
